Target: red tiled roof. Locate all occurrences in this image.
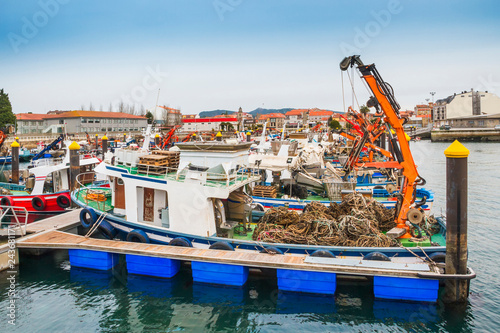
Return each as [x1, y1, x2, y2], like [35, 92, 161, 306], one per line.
[309, 110, 334, 117]
[16, 113, 46, 121]
[182, 117, 238, 123]
[286, 109, 307, 116]
[259, 113, 285, 120]
[19, 111, 146, 120]
[158, 106, 181, 114]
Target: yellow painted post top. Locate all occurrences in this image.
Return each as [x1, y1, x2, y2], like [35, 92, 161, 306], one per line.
[216, 131, 222, 137]
[102, 135, 108, 140]
[404, 132, 411, 141]
[192, 133, 196, 136]
[155, 133, 160, 138]
[246, 132, 251, 135]
[11, 141, 20, 148]
[95, 134, 98, 136]
[69, 141, 81, 150]
[444, 140, 470, 158]
[15, 137, 19, 140]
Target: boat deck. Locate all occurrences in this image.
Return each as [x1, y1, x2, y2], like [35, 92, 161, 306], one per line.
[114, 164, 261, 188]
[16, 229, 442, 278]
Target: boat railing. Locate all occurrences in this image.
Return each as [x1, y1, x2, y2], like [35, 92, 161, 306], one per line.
[75, 172, 111, 211]
[174, 167, 262, 188]
[0, 206, 29, 237]
[31, 157, 64, 167]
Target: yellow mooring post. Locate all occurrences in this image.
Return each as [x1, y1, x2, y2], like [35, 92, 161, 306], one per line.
[216, 131, 222, 142]
[11, 141, 20, 184]
[246, 131, 251, 142]
[69, 141, 81, 194]
[102, 135, 108, 157]
[155, 133, 160, 147]
[443, 140, 470, 303]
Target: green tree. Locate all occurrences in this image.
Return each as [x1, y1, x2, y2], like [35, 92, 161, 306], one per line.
[145, 111, 154, 124]
[328, 117, 342, 130]
[0, 89, 16, 129]
[360, 105, 370, 115]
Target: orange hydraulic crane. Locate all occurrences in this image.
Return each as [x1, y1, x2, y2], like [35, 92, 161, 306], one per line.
[160, 125, 181, 149]
[181, 132, 197, 142]
[311, 123, 322, 132]
[340, 55, 426, 238]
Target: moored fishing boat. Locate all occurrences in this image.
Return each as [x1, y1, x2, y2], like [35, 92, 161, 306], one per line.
[71, 140, 445, 258]
[0, 141, 102, 214]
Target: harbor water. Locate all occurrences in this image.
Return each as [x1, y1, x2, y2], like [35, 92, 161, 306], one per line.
[0, 141, 499, 332]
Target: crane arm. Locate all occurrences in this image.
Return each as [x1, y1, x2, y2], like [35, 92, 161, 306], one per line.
[341, 55, 424, 238]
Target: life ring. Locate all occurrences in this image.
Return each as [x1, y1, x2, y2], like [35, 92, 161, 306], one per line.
[80, 208, 97, 228]
[97, 220, 118, 240]
[126, 229, 150, 243]
[209, 241, 234, 251]
[0, 196, 13, 207]
[168, 237, 193, 247]
[31, 196, 46, 211]
[310, 250, 336, 258]
[56, 195, 71, 209]
[364, 251, 391, 261]
[260, 247, 283, 255]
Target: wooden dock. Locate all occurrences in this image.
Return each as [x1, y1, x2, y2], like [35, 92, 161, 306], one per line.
[0, 209, 82, 271]
[16, 229, 441, 279]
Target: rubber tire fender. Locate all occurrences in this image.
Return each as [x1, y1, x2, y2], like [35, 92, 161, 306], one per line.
[31, 196, 46, 211]
[80, 208, 97, 229]
[364, 251, 391, 261]
[209, 241, 235, 251]
[126, 229, 150, 243]
[168, 237, 193, 247]
[0, 196, 13, 207]
[97, 220, 118, 240]
[310, 250, 336, 258]
[427, 252, 446, 263]
[56, 194, 71, 209]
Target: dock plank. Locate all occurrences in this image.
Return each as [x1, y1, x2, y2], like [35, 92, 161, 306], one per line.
[15, 230, 436, 278]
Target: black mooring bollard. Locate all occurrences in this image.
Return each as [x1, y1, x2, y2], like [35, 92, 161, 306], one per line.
[246, 131, 251, 142]
[216, 131, 222, 142]
[69, 141, 81, 194]
[95, 134, 99, 150]
[11, 141, 20, 184]
[155, 133, 160, 147]
[443, 140, 470, 303]
[102, 135, 108, 158]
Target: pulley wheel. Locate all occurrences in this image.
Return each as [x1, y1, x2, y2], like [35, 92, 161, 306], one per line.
[407, 208, 423, 224]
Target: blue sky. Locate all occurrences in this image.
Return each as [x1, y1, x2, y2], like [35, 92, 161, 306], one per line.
[1, 0, 499, 114]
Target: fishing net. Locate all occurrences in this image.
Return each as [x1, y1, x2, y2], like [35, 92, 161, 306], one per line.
[253, 193, 399, 247]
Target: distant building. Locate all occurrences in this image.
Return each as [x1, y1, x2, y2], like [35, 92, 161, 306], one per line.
[16, 113, 46, 133]
[433, 89, 500, 127]
[257, 113, 285, 128]
[308, 109, 335, 124]
[285, 109, 307, 127]
[16, 111, 147, 134]
[448, 113, 500, 129]
[181, 117, 238, 132]
[155, 106, 182, 127]
[414, 103, 433, 127]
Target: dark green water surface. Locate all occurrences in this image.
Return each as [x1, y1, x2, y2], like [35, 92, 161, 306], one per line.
[0, 141, 498, 332]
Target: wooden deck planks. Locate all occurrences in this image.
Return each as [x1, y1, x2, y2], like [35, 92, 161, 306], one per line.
[25, 209, 82, 234]
[15, 230, 436, 278]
